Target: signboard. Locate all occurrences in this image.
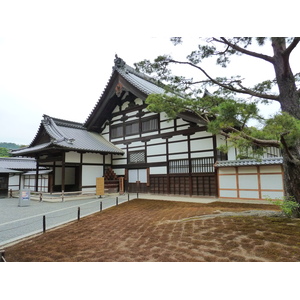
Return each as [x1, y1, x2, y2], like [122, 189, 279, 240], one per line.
[96, 177, 105, 196]
[19, 189, 31, 207]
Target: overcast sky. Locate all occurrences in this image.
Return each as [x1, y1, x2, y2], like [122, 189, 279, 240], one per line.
[0, 1, 298, 145]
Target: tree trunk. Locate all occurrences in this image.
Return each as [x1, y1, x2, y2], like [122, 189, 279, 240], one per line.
[272, 38, 300, 215]
[281, 150, 300, 217]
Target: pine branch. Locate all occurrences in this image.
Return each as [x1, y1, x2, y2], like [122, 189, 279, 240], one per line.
[216, 37, 275, 64]
[168, 59, 279, 101]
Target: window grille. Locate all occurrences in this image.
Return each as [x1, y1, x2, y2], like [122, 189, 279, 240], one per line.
[191, 157, 214, 173]
[169, 159, 189, 174]
[128, 150, 146, 164]
[169, 157, 214, 174]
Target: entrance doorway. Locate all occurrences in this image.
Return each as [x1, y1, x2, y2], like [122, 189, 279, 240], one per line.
[128, 169, 148, 193]
[0, 174, 9, 198]
[53, 166, 80, 192]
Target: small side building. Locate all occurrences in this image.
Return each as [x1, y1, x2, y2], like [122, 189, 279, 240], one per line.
[0, 157, 50, 193]
[0, 167, 21, 198]
[215, 157, 284, 200]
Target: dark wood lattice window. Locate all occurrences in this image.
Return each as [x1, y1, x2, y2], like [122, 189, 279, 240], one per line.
[191, 157, 214, 173]
[169, 157, 215, 174]
[169, 159, 189, 174]
[128, 150, 146, 164]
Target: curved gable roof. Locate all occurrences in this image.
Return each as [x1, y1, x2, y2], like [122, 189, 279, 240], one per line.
[12, 115, 123, 156]
[84, 56, 167, 132]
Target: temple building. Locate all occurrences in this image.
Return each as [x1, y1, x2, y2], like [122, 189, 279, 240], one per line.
[11, 56, 283, 200]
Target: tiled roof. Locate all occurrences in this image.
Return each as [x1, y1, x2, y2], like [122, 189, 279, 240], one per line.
[215, 157, 283, 167]
[12, 115, 124, 156]
[0, 157, 43, 170]
[115, 64, 166, 96]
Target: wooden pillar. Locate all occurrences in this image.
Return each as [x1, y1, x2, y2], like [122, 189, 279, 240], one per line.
[212, 135, 219, 197]
[166, 137, 170, 194]
[187, 135, 192, 196]
[35, 156, 39, 192]
[61, 152, 66, 193]
[103, 154, 106, 177]
[79, 152, 83, 190]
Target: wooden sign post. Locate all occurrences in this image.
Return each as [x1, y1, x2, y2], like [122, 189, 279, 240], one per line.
[96, 177, 105, 197]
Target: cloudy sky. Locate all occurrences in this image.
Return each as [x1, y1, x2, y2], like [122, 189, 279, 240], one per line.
[0, 1, 298, 145]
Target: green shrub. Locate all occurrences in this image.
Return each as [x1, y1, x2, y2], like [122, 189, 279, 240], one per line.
[266, 196, 300, 218]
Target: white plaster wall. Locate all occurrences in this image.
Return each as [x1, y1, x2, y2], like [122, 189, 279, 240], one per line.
[82, 165, 103, 186]
[219, 175, 237, 189]
[260, 174, 283, 190]
[227, 148, 237, 160]
[260, 165, 282, 173]
[105, 155, 112, 164]
[238, 175, 258, 189]
[147, 156, 167, 163]
[83, 153, 103, 164]
[147, 138, 165, 146]
[190, 138, 213, 152]
[218, 167, 236, 174]
[168, 153, 189, 160]
[219, 190, 238, 198]
[193, 131, 212, 139]
[150, 166, 167, 174]
[169, 135, 187, 142]
[239, 190, 260, 199]
[169, 141, 187, 153]
[130, 141, 145, 148]
[8, 175, 20, 189]
[238, 167, 257, 174]
[113, 158, 127, 165]
[65, 151, 81, 163]
[191, 151, 214, 158]
[114, 169, 125, 176]
[147, 144, 166, 156]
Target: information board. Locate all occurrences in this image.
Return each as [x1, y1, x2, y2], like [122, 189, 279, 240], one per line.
[19, 189, 31, 207]
[96, 177, 105, 196]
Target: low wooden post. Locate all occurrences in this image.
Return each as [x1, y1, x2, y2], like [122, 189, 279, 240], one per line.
[77, 207, 80, 221]
[43, 215, 46, 233]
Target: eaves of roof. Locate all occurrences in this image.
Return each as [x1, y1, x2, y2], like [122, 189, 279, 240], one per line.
[0, 167, 22, 174]
[0, 157, 43, 170]
[214, 157, 283, 168]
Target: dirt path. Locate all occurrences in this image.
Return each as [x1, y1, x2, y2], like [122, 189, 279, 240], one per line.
[5, 199, 300, 262]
